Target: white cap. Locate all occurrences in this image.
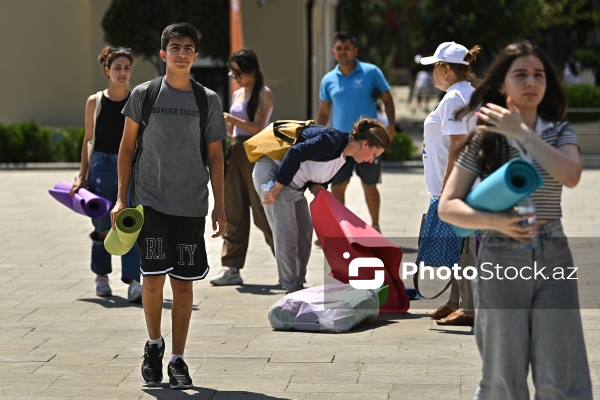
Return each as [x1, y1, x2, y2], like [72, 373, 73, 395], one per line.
[420, 42, 469, 65]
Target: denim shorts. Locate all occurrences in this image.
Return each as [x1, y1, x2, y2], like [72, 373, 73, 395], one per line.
[331, 155, 382, 186]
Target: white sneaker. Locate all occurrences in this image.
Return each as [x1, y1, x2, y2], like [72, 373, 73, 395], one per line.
[95, 275, 112, 297]
[128, 280, 142, 302]
[210, 267, 243, 286]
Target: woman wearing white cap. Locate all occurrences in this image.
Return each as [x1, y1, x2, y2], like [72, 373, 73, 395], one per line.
[418, 41, 481, 326]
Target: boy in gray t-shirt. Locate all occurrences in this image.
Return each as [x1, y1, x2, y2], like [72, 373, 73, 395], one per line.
[110, 22, 227, 390]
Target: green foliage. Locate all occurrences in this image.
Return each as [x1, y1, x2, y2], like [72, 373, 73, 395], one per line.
[566, 84, 600, 122]
[55, 127, 86, 162]
[0, 121, 47, 162]
[0, 122, 84, 163]
[34, 127, 56, 162]
[383, 132, 415, 161]
[537, 0, 596, 28]
[0, 123, 23, 162]
[337, 0, 402, 78]
[102, 0, 229, 69]
[574, 48, 598, 69]
[397, 0, 598, 70]
[406, 0, 547, 51]
[225, 135, 231, 155]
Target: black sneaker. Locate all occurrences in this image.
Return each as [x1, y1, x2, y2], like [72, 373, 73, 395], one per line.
[140, 338, 164, 386]
[168, 358, 193, 389]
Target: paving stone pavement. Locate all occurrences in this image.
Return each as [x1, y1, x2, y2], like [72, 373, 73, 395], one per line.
[1, 169, 598, 400]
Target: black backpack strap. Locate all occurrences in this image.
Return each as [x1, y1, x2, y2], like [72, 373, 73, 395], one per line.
[129, 76, 162, 206]
[133, 76, 162, 164]
[191, 80, 209, 166]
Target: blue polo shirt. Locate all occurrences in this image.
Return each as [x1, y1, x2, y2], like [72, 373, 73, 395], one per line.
[319, 60, 390, 132]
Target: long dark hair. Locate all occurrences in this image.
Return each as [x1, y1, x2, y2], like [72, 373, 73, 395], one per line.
[456, 41, 566, 174]
[229, 49, 264, 122]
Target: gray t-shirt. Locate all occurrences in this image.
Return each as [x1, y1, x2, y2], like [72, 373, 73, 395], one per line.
[123, 79, 227, 217]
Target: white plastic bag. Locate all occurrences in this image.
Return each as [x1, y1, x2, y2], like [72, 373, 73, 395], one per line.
[268, 282, 381, 333]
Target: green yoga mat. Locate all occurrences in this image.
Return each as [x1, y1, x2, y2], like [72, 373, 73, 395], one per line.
[104, 205, 144, 256]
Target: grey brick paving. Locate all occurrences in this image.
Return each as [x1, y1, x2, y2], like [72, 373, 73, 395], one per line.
[1, 169, 598, 399]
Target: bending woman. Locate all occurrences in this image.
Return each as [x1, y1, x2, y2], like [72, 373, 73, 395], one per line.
[439, 41, 592, 399]
[253, 118, 391, 293]
[210, 48, 275, 286]
[71, 47, 142, 301]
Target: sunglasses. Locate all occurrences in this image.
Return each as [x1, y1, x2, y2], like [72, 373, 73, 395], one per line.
[228, 69, 243, 80]
[109, 47, 132, 53]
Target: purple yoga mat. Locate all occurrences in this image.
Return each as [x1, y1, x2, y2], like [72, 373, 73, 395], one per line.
[53, 181, 73, 191]
[48, 181, 112, 218]
[48, 187, 75, 209]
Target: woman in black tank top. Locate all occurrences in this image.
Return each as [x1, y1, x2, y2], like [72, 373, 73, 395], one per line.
[70, 46, 143, 302]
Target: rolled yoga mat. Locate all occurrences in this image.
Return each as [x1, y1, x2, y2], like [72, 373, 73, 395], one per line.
[48, 181, 112, 218]
[453, 158, 543, 237]
[104, 205, 144, 256]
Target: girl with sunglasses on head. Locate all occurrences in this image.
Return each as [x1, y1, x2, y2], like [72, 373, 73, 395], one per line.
[210, 48, 275, 286]
[70, 46, 142, 301]
[439, 41, 592, 399]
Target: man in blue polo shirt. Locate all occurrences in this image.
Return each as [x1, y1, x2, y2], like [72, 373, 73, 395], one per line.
[317, 32, 395, 234]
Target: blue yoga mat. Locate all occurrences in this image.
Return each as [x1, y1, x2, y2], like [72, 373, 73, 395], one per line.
[453, 158, 543, 237]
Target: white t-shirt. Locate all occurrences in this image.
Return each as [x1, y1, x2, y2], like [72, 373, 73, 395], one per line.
[289, 153, 347, 190]
[422, 81, 475, 197]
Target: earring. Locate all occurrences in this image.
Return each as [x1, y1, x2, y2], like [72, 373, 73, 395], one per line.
[444, 76, 448, 84]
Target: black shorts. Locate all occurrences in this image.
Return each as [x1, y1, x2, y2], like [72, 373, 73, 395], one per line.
[137, 206, 209, 281]
[331, 155, 383, 186]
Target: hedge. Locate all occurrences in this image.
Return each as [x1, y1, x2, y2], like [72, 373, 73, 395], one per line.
[567, 84, 600, 123]
[1, 122, 416, 163]
[383, 131, 416, 161]
[0, 121, 84, 163]
[574, 48, 598, 69]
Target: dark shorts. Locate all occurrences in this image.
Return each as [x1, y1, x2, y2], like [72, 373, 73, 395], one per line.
[137, 207, 209, 281]
[331, 155, 383, 186]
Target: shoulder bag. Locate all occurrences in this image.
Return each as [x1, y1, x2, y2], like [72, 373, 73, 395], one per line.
[243, 119, 313, 163]
[87, 90, 103, 169]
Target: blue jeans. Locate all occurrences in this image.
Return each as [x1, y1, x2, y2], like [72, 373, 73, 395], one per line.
[473, 220, 592, 400]
[88, 152, 140, 283]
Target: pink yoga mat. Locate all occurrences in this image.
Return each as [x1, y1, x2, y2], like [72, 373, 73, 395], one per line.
[310, 190, 409, 313]
[48, 181, 112, 218]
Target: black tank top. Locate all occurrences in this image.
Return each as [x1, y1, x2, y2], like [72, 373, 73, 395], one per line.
[93, 93, 130, 154]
